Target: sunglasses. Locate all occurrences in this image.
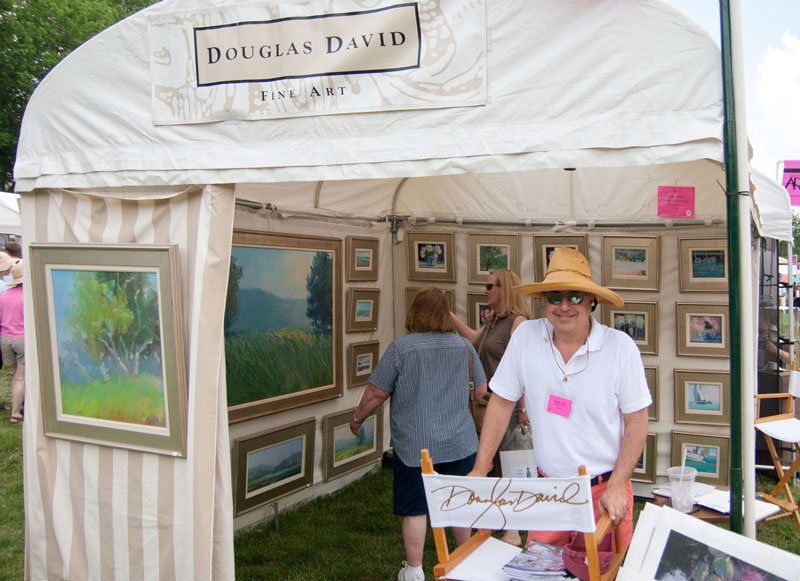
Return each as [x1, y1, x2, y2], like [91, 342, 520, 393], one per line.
[544, 291, 587, 305]
[485, 283, 501, 291]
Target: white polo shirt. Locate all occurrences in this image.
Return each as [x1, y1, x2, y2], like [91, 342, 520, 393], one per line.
[490, 317, 651, 478]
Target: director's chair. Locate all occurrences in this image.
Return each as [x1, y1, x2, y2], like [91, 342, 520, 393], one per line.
[420, 449, 625, 581]
[755, 391, 800, 534]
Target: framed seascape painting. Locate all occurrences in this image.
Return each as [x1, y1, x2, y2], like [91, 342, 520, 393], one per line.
[632, 433, 657, 483]
[467, 233, 519, 284]
[406, 231, 455, 282]
[232, 417, 315, 516]
[602, 301, 658, 355]
[467, 291, 491, 331]
[602, 235, 660, 291]
[345, 236, 379, 282]
[673, 369, 730, 426]
[676, 303, 729, 358]
[678, 237, 728, 292]
[405, 287, 454, 314]
[225, 230, 342, 423]
[671, 431, 729, 487]
[644, 366, 659, 422]
[346, 288, 380, 333]
[322, 406, 384, 482]
[533, 234, 588, 278]
[347, 341, 380, 388]
[29, 244, 187, 457]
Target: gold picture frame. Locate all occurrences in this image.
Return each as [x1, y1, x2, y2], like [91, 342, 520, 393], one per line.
[533, 234, 588, 279]
[602, 301, 658, 355]
[406, 231, 455, 282]
[644, 366, 659, 422]
[602, 235, 660, 291]
[345, 236, 379, 282]
[632, 433, 657, 483]
[673, 369, 731, 426]
[322, 406, 385, 482]
[347, 341, 380, 388]
[346, 288, 380, 333]
[467, 233, 519, 284]
[678, 237, 728, 292]
[29, 243, 188, 457]
[466, 291, 490, 330]
[676, 302, 729, 358]
[671, 430, 730, 487]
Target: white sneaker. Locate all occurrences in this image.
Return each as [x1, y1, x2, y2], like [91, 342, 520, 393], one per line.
[397, 561, 425, 581]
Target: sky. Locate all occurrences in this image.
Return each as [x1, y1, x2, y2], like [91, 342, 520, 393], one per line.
[664, 1, 800, 181]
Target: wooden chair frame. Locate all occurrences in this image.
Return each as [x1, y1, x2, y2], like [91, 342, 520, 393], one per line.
[420, 449, 625, 581]
[754, 392, 800, 534]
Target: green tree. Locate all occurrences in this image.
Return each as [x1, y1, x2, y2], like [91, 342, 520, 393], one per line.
[306, 252, 333, 335]
[0, 0, 156, 190]
[778, 212, 800, 257]
[65, 270, 160, 377]
[224, 255, 244, 333]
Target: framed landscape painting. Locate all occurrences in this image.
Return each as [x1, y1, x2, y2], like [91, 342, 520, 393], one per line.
[678, 236, 728, 292]
[632, 433, 657, 483]
[346, 288, 380, 333]
[602, 235, 660, 291]
[467, 291, 491, 330]
[533, 235, 588, 278]
[671, 431, 729, 487]
[674, 369, 730, 426]
[29, 244, 187, 457]
[322, 407, 384, 482]
[345, 236, 379, 282]
[233, 417, 315, 516]
[602, 301, 658, 355]
[676, 303, 729, 358]
[347, 341, 380, 388]
[467, 233, 519, 284]
[225, 230, 342, 423]
[406, 231, 455, 282]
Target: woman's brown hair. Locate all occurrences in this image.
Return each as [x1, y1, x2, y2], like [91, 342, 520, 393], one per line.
[406, 287, 454, 333]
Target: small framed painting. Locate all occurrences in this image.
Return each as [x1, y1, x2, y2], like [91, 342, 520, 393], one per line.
[644, 366, 659, 422]
[467, 233, 519, 284]
[233, 417, 316, 516]
[671, 431, 729, 487]
[673, 369, 730, 426]
[533, 235, 588, 278]
[602, 301, 658, 355]
[602, 235, 660, 291]
[322, 406, 385, 482]
[405, 287, 454, 314]
[406, 231, 455, 282]
[467, 292, 491, 330]
[347, 341, 380, 388]
[346, 236, 379, 282]
[678, 237, 728, 292]
[346, 288, 380, 333]
[676, 303, 729, 358]
[632, 433, 657, 483]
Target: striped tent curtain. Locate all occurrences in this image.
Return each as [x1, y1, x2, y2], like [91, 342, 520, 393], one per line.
[21, 185, 236, 581]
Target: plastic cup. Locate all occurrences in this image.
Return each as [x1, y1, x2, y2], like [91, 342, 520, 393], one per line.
[667, 466, 697, 513]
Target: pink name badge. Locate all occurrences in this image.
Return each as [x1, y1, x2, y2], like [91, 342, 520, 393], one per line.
[547, 394, 573, 418]
[657, 185, 695, 218]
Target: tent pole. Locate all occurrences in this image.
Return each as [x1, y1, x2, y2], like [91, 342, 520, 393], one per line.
[720, 0, 755, 536]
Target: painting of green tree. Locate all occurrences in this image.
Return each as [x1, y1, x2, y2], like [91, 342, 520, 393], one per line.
[52, 269, 166, 427]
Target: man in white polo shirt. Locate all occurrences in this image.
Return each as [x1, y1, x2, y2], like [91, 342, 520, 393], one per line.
[469, 248, 651, 550]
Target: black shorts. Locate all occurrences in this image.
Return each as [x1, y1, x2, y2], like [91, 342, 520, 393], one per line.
[392, 451, 476, 516]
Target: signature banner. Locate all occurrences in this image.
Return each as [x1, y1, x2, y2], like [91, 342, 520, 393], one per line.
[148, 0, 487, 124]
[422, 474, 595, 532]
[783, 160, 800, 206]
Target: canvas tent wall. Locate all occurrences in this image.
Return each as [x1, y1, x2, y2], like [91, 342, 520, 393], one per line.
[13, 0, 770, 579]
[0, 191, 21, 237]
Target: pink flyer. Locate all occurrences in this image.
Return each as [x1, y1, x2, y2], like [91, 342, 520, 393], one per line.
[657, 185, 695, 218]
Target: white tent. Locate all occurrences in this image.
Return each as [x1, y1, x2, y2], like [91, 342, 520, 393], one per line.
[13, 1, 785, 579]
[0, 192, 21, 235]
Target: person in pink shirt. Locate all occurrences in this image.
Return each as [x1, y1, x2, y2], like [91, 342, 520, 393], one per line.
[1, 262, 25, 424]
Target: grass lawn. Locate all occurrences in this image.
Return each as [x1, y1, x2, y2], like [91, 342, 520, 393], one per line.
[2, 372, 799, 580]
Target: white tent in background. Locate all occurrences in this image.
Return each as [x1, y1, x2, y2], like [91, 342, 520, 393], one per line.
[0, 192, 21, 235]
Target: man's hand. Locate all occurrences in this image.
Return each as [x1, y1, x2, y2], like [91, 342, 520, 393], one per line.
[596, 483, 627, 526]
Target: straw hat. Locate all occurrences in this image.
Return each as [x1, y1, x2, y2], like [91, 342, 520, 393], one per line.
[0, 252, 15, 272]
[514, 247, 623, 306]
[6, 261, 23, 287]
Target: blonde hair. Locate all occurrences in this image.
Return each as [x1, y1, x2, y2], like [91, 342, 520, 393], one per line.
[406, 287, 454, 333]
[491, 269, 532, 319]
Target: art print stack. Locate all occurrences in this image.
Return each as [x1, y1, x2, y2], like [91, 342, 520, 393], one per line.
[502, 539, 568, 580]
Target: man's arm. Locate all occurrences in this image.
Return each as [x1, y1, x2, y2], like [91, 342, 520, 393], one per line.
[349, 384, 390, 435]
[467, 393, 516, 476]
[597, 407, 648, 525]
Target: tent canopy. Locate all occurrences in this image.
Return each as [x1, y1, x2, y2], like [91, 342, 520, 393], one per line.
[0, 192, 21, 235]
[15, 0, 732, 224]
